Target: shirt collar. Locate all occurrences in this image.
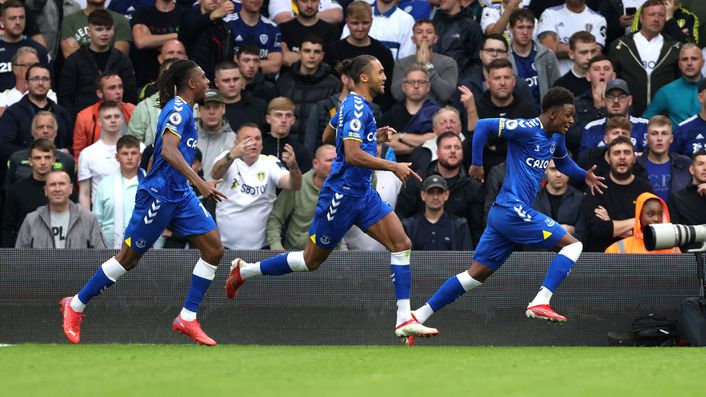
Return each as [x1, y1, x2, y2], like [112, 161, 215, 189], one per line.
[373, 3, 398, 17]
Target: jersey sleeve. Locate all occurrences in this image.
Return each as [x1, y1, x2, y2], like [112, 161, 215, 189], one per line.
[537, 9, 557, 37]
[480, 8, 501, 32]
[162, 107, 190, 139]
[338, 102, 369, 142]
[268, 24, 282, 53]
[592, 14, 607, 46]
[268, 156, 289, 188]
[496, 118, 537, 141]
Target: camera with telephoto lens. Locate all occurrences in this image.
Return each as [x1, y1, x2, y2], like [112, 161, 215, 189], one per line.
[644, 224, 706, 252]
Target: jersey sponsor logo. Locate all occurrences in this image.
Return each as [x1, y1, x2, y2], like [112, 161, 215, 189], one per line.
[525, 157, 550, 169]
[505, 119, 519, 130]
[513, 205, 532, 222]
[240, 183, 267, 196]
[366, 131, 376, 142]
[186, 138, 198, 148]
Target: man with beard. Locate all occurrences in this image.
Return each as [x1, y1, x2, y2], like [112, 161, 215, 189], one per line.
[579, 79, 648, 158]
[396, 131, 485, 246]
[582, 135, 654, 252]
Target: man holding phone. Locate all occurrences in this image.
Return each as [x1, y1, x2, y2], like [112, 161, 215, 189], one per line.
[599, 1, 643, 46]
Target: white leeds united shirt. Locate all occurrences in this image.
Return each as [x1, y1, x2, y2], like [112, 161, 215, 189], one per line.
[537, 4, 606, 75]
[215, 152, 289, 249]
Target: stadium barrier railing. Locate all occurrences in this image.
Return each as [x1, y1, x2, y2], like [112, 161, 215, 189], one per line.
[0, 249, 697, 345]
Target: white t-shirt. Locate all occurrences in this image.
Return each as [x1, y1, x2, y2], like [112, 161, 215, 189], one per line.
[481, 7, 538, 42]
[268, 0, 342, 19]
[0, 88, 58, 108]
[341, 4, 415, 60]
[77, 140, 119, 199]
[537, 4, 607, 75]
[215, 153, 289, 249]
[634, 32, 664, 76]
[50, 210, 70, 249]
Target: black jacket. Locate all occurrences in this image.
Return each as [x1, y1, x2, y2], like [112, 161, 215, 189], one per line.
[59, 46, 138, 116]
[667, 182, 706, 225]
[396, 160, 485, 245]
[433, 9, 482, 81]
[276, 62, 341, 139]
[0, 95, 73, 162]
[403, 211, 473, 251]
[179, 9, 233, 81]
[1, 176, 48, 247]
[532, 185, 587, 243]
[243, 72, 278, 104]
[609, 34, 681, 115]
[262, 132, 313, 173]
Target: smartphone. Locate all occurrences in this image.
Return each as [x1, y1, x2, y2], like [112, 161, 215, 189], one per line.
[625, 7, 637, 16]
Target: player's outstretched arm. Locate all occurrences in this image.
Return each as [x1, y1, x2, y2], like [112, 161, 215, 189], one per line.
[162, 132, 227, 202]
[584, 165, 607, 196]
[343, 139, 421, 185]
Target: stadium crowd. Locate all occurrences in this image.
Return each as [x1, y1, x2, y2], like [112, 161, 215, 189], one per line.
[1, 0, 706, 254]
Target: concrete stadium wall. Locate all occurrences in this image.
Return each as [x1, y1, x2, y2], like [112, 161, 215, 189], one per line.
[0, 249, 700, 345]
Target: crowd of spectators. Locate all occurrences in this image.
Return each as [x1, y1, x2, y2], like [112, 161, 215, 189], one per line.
[1, 0, 706, 254]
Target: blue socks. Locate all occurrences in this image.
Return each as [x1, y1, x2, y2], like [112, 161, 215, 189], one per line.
[182, 259, 217, 316]
[427, 271, 482, 312]
[260, 253, 295, 276]
[541, 253, 575, 292]
[77, 266, 114, 305]
[76, 257, 126, 306]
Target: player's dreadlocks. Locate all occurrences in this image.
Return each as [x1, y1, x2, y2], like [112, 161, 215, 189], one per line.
[156, 60, 199, 108]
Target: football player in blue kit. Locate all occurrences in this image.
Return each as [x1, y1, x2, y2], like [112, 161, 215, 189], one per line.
[60, 60, 228, 346]
[226, 55, 440, 342]
[411, 87, 607, 336]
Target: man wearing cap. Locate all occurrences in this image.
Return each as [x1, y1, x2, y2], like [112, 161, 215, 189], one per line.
[675, 81, 706, 156]
[578, 78, 649, 159]
[643, 43, 704, 126]
[402, 174, 473, 251]
[196, 88, 236, 180]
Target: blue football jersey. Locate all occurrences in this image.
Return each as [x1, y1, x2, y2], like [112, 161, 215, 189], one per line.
[479, 117, 569, 207]
[325, 92, 378, 197]
[225, 13, 281, 59]
[580, 116, 647, 157]
[139, 96, 197, 202]
[675, 114, 706, 155]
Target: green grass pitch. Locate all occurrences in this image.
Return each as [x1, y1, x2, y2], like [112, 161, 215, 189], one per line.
[1, 345, 704, 397]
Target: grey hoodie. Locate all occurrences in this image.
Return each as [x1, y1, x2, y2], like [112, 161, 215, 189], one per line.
[196, 118, 236, 180]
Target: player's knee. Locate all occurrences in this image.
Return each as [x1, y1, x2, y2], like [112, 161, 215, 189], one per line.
[389, 237, 412, 253]
[305, 258, 322, 271]
[201, 244, 224, 265]
[559, 241, 583, 262]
